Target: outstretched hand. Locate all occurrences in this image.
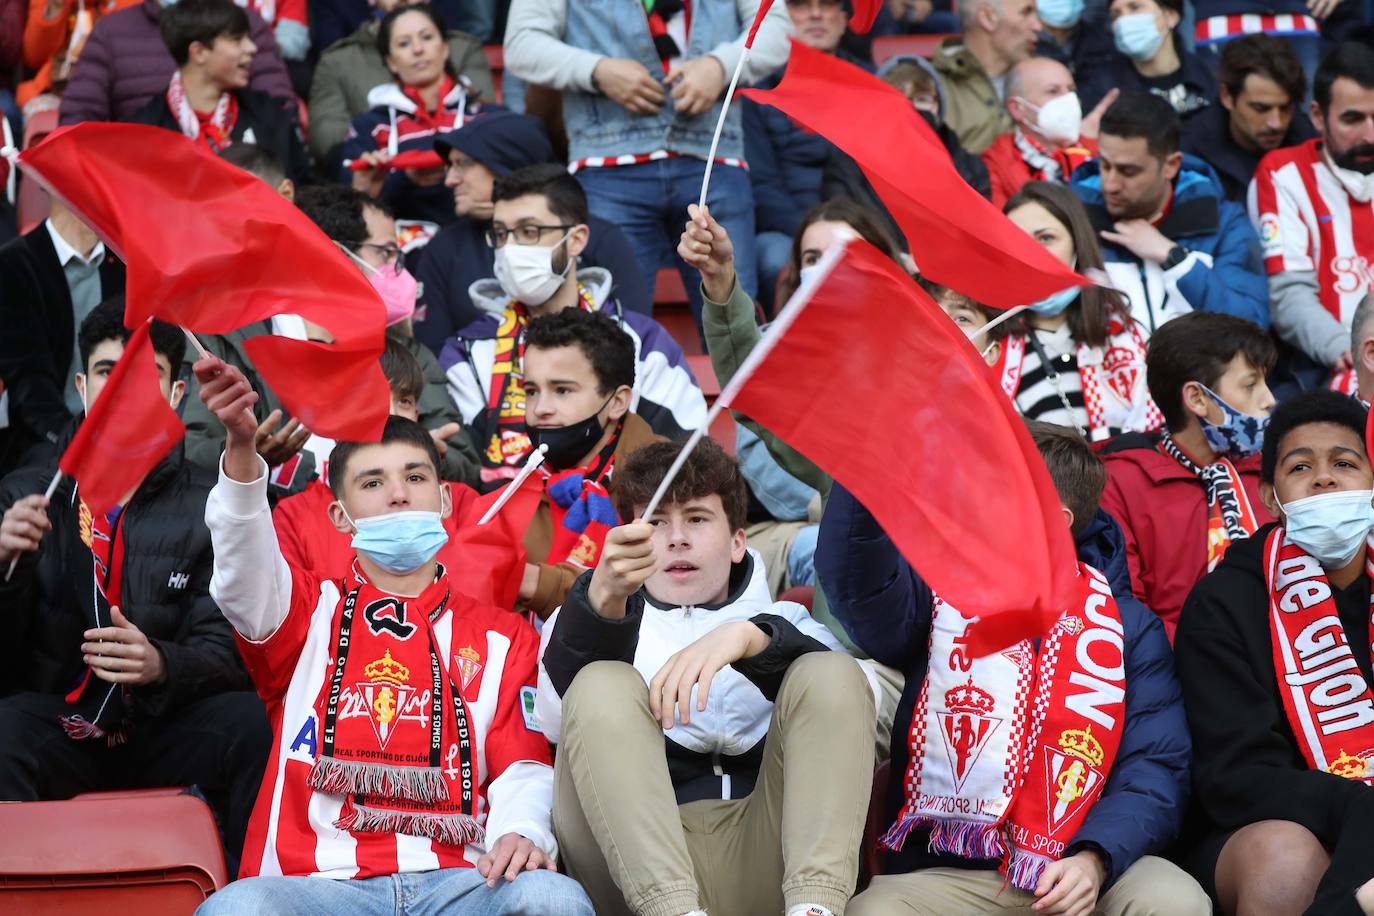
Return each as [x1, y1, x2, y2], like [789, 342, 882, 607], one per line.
[677, 204, 736, 304]
[194, 354, 261, 482]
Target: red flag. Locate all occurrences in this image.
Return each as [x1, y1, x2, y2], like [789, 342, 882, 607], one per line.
[729, 240, 1079, 651]
[745, 0, 776, 48]
[58, 323, 184, 518]
[849, 0, 882, 32]
[346, 150, 444, 172]
[740, 41, 1085, 310]
[17, 123, 389, 443]
[450, 475, 544, 611]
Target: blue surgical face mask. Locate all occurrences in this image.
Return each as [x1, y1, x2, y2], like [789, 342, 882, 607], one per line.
[1281, 489, 1374, 567]
[1113, 12, 1166, 61]
[343, 508, 449, 575]
[1038, 0, 1085, 28]
[1198, 383, 1268, 459]
[1028, 286, 1079, 316]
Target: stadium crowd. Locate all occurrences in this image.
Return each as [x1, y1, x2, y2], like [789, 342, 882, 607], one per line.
[2, 0, 1374, 911]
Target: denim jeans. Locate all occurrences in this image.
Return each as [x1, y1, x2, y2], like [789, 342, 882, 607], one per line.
[576, 156, 758, 332]
[754, 229, 792, 316]
[196, 868, 594, 916]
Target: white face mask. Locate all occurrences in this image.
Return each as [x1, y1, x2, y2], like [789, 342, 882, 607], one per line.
[1019, 92, 1082, 145]
[1324, 149, 1374, 203]
[493, 229, 574, 306]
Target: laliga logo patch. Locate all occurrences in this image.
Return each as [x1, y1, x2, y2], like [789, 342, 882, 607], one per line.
[363, 597, 416, 640]
[1259, 213, 1280, 246]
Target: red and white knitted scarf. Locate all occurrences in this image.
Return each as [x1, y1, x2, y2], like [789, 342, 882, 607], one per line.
[1264, 528, 1374, 783]
[883, 564, 1127, 890]
[166, 70, 237, 152]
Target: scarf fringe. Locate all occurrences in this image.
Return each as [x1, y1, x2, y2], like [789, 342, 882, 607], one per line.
[310, 756, 450, 803]
[1006, 847, 1051, 892]
[880, 811, 1005, 861]
[59, 714, 127, 747]
[336, 803, 486, 846]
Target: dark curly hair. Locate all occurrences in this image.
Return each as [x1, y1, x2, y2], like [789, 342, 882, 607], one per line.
[612, 438, 748, 530]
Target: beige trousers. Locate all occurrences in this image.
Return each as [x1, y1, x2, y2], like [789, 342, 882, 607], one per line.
[848, 855, 1211, 915]
[552, 653, 878, 916]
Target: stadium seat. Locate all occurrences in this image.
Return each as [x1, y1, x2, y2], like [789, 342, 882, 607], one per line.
[777, 585, 814, 611]
[859, 759, 892, 891]
[0, 788, 228, 915]
[710, 409, 736, 455]
[483, 45, 504, 104]
[655, 268, 704, 356]
[686, 353, 720, 399]
[871, 34, 958, 66]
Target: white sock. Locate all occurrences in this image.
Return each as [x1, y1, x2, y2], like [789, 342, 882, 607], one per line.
[786, 907, 834, 916]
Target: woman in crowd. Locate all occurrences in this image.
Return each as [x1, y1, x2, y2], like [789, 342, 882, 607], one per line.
[341, 3, 490, 233]
[1079, 0, 1215, 120]
[993, 181, 1161, 442]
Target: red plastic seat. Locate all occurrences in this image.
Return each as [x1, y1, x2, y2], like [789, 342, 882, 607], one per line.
[686, 353, 720, 400]
[777, 585, 815, 612]
[483, 44, 504, 103]
[871, 34, 958, 66]
[709, 409, 736, 455]
[0, 789, 229, 915]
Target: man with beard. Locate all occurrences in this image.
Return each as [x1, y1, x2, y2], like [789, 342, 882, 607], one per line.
[1251, 44, 1374, 377]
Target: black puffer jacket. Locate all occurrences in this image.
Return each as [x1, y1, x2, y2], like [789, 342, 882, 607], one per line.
[0, 428, 251, 716]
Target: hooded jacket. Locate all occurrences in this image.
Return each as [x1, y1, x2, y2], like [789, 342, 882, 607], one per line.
[1181, 102, 1318, 204]
[439, 267, 708, 450]
[1176, 523, 1374, 916]
[58, 0, 293, 125]
[931, 37, 1014, 155]
[308, 21, 494, 169]
[817, 482, 1190, 885]
[0, 433, 251, 713]
[537, 550, 861, 801]
[1071, 154, 1269, 334]
[1099, 431, 1272, 640]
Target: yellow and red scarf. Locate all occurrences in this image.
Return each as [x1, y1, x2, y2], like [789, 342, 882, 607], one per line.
[884, 564, 1127, 890]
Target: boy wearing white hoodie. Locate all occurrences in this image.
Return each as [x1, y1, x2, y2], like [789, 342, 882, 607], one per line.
[536, 437, 878, 916]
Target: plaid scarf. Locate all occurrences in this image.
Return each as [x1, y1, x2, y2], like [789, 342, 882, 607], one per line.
[542, 422, 622, 568]
[478, 285, 598, 486]
[60, 495, 132, 744]
[1158, 430, 1260, 572]
[309, 564, 483, 845]
[165, 70, 237, 153]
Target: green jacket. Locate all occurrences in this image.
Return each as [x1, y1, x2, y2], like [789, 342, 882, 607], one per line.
[182, 325, 480, 495]
[307, 22, 496, 166]
[931, 38, 1012, 156]
[702, 280, 867, 655]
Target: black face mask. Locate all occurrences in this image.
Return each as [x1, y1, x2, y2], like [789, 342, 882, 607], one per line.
[528, 395, 614, 471]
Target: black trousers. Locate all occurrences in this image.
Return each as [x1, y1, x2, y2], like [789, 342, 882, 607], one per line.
[0, 690, 271, 867]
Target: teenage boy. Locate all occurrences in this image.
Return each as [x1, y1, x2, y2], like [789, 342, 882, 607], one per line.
[537, 437, 877, 916]
[131, 0, 310, 183]
[828, 422, 1207, 915]
[1099, 311, 1277, 638]
[440, 164, 705, 492]
[516, 308, 662, 619]
[193, 356, 593, 913]
[1175, 389, 1374, 916]
[0, 299, 268, 865]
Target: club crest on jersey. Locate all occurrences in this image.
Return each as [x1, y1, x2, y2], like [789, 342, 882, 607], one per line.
[363, 597, 417, 640]
[1044, 725, 1106, 835]
[356, 650, 415, 749]
[453, 645, 484, 693]
[937, 678, 1002, 791]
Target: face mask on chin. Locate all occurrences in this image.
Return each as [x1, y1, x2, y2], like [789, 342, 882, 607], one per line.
[529, 394, 615, 472]
[1325, 145, 1374, 202]
[494, 230, 574, 306]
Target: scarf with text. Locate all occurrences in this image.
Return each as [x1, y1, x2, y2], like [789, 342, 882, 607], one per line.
[1264, 528, 1374, 783]
[1158, 430, 1260, 572]
[543, 421, 623, 568]
[60, 495, 131, 744]
[883, 563, 1127, 890]
[166, 70, 237, 152]
[309, 564, 483, 846]
[478, 284, 598, 485]
[996, 319, 1163, 440]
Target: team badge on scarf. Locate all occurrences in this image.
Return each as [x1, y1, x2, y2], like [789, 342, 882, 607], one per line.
[1264, 528, 1374, 783]
[884, 563, 1127, 890]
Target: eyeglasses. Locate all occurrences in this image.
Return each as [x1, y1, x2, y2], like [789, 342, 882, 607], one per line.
[485, 224, 573, 248]
[356, 242, 406, 275]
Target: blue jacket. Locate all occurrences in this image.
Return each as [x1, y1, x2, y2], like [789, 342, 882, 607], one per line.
[1071, 153, 1269, 333]
[817, 484, 1190, 885]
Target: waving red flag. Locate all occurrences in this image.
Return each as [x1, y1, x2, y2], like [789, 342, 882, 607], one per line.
[740, 41, 1084, 311]
[59, 322, 184, 517]
[729, 239, 1078, 651]
[849, 0, 883, 32]
[17, 123, 389, 443]
[450, 474, 544, 610]
[745, 0, 776, 47]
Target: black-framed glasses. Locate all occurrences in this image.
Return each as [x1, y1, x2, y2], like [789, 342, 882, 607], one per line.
[485, 224, 573, 248]
[357, 242, 406, 275]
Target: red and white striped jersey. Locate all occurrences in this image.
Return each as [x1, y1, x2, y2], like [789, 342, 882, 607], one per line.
[1249, 138, 1374, 329]
[206, 460, 555, 881]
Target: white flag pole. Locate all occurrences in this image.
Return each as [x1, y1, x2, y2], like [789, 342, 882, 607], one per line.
[477, 444, 550, 526]
[697, 46, 751, 211]
[639, 237, 853, 520]
[967, 305, 1028, 343]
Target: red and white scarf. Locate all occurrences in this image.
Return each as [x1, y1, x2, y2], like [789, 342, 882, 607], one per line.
[884, 564, 1127, 890]
[166, 70, 237, 152]
[1264, 528, 1374, 783]
[996, 319, 1163, 441]
[309, 564, 484, 845]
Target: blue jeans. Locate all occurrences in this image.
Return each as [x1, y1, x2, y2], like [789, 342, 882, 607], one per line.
[196, 868, 593, 916]
[754, 229, 792, 316]
[576, 157, 757, 333]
